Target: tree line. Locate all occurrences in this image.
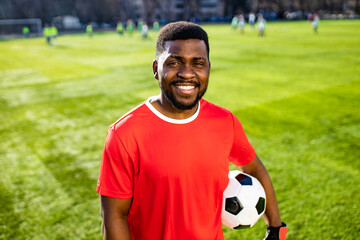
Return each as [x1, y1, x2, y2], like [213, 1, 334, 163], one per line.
[0, 0, 358, 26]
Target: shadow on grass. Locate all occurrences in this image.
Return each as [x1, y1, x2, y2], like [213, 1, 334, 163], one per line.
[0, 183, 21, 239]
[39, 149, 99, 204]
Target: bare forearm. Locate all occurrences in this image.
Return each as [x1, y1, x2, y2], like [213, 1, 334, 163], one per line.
[102, 215, 131, 240]
[100, 196, 132, 240]
[252, 166, 282, 227]
[238, 155, 282, 227]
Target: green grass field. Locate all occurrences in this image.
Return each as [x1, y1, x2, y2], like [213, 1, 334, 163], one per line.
[0, 20, 359, 239]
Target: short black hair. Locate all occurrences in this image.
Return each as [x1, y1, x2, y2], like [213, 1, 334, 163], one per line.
[156, 21, 209, 58]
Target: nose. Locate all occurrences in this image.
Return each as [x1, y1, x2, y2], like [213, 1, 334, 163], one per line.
[177, 64, 195, 79]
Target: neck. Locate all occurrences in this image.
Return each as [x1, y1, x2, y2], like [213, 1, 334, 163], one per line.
[150, 95, 198, 120]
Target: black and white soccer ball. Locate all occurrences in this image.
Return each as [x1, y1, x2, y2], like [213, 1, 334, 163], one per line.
[221, 170, 266, 229]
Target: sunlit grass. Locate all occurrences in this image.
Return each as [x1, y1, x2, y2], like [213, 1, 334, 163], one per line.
[0, 19, 359, 239]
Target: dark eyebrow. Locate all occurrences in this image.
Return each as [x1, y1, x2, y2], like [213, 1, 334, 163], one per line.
[168, 55, 207, 61]
[168, 55, 183, 60]
[193, 57, 207, 61]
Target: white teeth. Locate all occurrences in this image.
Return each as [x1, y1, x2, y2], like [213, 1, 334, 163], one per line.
[178, 85, 194, 90]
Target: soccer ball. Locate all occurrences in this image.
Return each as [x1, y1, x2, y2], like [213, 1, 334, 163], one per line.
[221, 170, 266, 229]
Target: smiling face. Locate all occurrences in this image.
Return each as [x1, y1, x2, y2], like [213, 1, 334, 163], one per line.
[153, 39, 210, 112]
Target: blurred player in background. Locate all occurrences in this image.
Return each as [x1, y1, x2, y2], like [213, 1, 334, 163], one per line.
[126, 19, 134, 35]
[231, 15, 238, 30]
[249, 11, 256, 29]
[86, 23, 93, 37]
[22, 26, 30, 38]
[116, 22, 124, 35]
[137, 20, 143, 32]
[50, 24, 58, 45]
[43, 24, 51, 45]
[141, 23, 148, 39]
[238, 14, 245, 34]
[153, 20, 160, 31]
[258, 14, 266, 37]
[312, 13, 320, 33]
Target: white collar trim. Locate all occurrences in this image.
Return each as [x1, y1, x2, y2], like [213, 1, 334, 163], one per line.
[145, 96, 200, 124]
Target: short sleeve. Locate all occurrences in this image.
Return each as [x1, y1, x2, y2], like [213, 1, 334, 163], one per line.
[97, 127, 134, 199]
[228, 114, 256, 166]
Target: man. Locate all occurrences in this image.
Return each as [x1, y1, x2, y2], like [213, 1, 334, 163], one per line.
[50, 24, 58, 45]
[153, 20, 160, 31]
[126, 19, 134, 35]
[248, 12, 256, 29]
[257, 14, 266, 37]
[86, 23, 93, 37]
[231, 15, 238, 30]
[141, 23, 148, 39]
[97, 21, 287, 240]
[312, 13, 320, 33]
[22, 26, 30, 38]
[238, 15, 245, 34]
[116, 22, 124, 35]
[137, 20, 143, 32]
[43, 24, 51, 45]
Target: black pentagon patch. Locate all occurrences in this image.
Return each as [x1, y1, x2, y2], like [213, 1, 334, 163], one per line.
[234, 224, 251, 230]
[256, 197, 266, 214]
[225, 197, 243, 215]
[235, 174, 253, 185]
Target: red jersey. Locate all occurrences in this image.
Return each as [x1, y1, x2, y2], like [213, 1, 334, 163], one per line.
[97, 97, 255, 240]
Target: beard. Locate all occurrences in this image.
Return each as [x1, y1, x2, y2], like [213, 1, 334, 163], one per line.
[161, 81, 207, 110]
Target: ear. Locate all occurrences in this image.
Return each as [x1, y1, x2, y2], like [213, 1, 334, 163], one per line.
[153, 60, 159, 80]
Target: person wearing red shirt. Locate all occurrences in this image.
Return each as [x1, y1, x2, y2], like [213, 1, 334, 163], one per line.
[97, 21, 287, 240]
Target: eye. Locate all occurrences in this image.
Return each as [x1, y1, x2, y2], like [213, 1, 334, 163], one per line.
[167, 61, 180, 67]
[194, 61, 205, 67]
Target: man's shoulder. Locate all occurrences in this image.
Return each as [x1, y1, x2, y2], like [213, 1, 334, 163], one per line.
[201, 99, 234, 117]
[110, 101, 150, 131]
